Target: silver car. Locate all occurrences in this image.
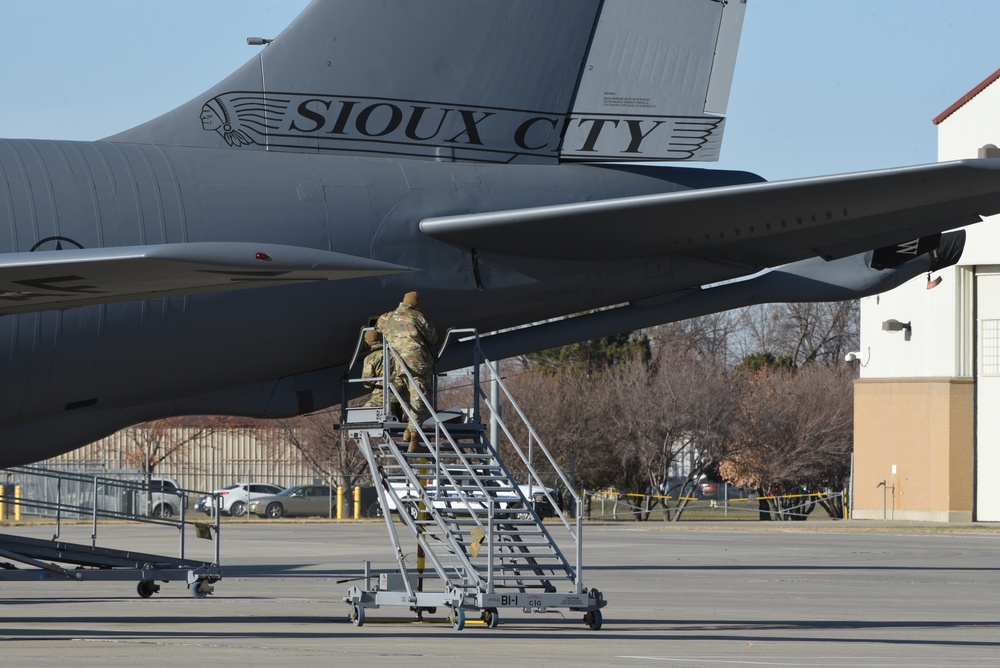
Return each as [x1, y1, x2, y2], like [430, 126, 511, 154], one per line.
[248, 485, 332, 519]
[195, 482, 285, 517]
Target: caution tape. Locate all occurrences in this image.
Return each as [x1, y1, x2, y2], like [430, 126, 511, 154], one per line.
[588, 490, 840, 503]
[756, 492, 836, 501]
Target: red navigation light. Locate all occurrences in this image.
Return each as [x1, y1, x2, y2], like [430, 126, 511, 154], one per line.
[255, 252, 272, 261]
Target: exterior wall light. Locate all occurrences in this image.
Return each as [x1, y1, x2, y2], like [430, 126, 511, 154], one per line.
[881, 319, 911, 333]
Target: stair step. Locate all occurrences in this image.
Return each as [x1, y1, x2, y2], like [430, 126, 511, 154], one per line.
[410, 519, 544, 527]
[416, 519, 543, 526]
[428, 527, 548, 535]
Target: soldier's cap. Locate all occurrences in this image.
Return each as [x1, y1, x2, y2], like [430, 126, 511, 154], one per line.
[403, 291, 420, 307]
[364, 330, 381, 345]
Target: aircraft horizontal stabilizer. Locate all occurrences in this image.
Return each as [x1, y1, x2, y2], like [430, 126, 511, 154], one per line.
[0, 243, 411, 316]
[420, 160, 1000, 266]
[436, 230, 965, 371]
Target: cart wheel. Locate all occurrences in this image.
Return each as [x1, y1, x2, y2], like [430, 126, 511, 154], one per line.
[351, 602, 365, 627]
[482, 608, 499, 629]
[450, 607, 465, 631]
[136, 580, 159, 598]
[584, 609, 602, 630]
[190, 579, 213, 598]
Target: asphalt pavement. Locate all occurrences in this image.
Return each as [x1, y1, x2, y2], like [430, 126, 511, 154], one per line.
[1, 520, 998, 666]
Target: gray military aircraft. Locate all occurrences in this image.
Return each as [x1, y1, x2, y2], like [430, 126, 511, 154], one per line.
[0, 0, 997, 466]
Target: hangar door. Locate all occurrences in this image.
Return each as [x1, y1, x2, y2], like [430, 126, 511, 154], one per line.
[976, 271, 1000, 521]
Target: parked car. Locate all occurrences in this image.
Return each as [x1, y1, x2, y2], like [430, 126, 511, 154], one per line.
[697, 480, 747, 501]
[248, 485, 332, 519]
[194, 482, 285, 517]
[142, 477, 187, 519]
[661, 476, 700, 499]
[95, 477, 185, 518]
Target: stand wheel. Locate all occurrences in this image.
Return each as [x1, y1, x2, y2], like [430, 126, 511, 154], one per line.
[450, 606, 465, 631]
[136, 580, 159, 598]
[584, 609, 602, 630]
[482, 608, 499, 629]
[190, 579, 214, 598]
[351, 602, 365, 627]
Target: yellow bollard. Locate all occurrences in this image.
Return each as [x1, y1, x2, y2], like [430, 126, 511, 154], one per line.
[337, 485, 344, 519]
[353, 486, 361, 519]
[14, 484, 21, 521]
[0, 484, 5, 521]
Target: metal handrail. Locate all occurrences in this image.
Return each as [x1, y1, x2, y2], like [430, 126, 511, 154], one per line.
[1, 465, 221, 565]
[436, 328, 586, 592]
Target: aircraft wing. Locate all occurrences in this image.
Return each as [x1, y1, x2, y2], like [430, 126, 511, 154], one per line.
[420, 159, 1000, 264]
[0, 242, 412, 316]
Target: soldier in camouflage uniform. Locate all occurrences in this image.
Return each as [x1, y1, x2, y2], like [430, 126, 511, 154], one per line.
[376, 291, 438, 451]
[361, 329, 386, 408]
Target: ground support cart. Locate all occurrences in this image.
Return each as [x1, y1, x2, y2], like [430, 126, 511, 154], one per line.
[0, 466, 222, 598]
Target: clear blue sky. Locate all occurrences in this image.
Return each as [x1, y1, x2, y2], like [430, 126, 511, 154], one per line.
[2, 1, 999, 182]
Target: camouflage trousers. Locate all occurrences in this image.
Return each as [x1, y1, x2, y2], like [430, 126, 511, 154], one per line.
[363, 386, 384, 408]
[364, 386, 402, 422]
[390, 369, 432, 431]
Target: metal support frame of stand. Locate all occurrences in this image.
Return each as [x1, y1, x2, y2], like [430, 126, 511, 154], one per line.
[0, 466, 222, 598]
[340, 328, 606, 630]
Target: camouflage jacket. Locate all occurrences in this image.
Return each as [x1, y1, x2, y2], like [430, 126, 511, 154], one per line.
[376, 302, 438, 375]
[361, 347, 384, 390]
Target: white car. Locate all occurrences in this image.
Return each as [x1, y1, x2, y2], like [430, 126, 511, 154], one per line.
[195, 482, 284, 517]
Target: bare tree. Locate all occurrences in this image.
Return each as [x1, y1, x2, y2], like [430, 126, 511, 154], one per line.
[272, 410, 372, 487]
[441, 301, 857, 522]
[720, 364, 853, 519]
[733, 301, 859, 367]
[732, 305, 787, 363]
[603, 346, 736, 518]
[605, 357, 674, 493]
[780, 301, 860, 366]
[646, 311, 740, 366]
[120, 416, 224, 477]
[500, 361, 622, 491]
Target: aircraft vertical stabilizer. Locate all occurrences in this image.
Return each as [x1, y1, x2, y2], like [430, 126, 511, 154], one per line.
[107, 0, 602, 164]
[561, 0, 746, 162]
[106, 0, 745, 164]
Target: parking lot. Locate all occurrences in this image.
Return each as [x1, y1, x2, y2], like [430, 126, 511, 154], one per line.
[1, 520, 998, 666]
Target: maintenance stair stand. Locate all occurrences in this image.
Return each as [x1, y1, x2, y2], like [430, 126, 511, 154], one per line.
[340, 328, 605, 630]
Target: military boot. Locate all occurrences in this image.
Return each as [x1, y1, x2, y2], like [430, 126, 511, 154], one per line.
[407, 430, 428, 454]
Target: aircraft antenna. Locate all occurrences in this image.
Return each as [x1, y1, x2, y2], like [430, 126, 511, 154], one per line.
[247, 37, 275, 151]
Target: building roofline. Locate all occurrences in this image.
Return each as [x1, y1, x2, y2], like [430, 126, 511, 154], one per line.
[934, 66, 1000, 125]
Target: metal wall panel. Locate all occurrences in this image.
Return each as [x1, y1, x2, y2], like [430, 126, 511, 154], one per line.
[41, 426, 330, 494]
[975, 271, 1000, 521]
[858, 264, 963, 380]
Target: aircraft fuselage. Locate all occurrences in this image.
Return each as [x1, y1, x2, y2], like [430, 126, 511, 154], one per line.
[0, 139, 760, 464]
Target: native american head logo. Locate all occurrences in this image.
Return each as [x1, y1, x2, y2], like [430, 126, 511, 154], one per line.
[200, 94, 289, 148]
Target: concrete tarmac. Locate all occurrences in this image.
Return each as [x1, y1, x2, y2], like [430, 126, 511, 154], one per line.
[1, 520, 998, 666]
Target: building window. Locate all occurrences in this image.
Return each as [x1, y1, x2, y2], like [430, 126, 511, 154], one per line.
[983, 319, 1000, 376]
